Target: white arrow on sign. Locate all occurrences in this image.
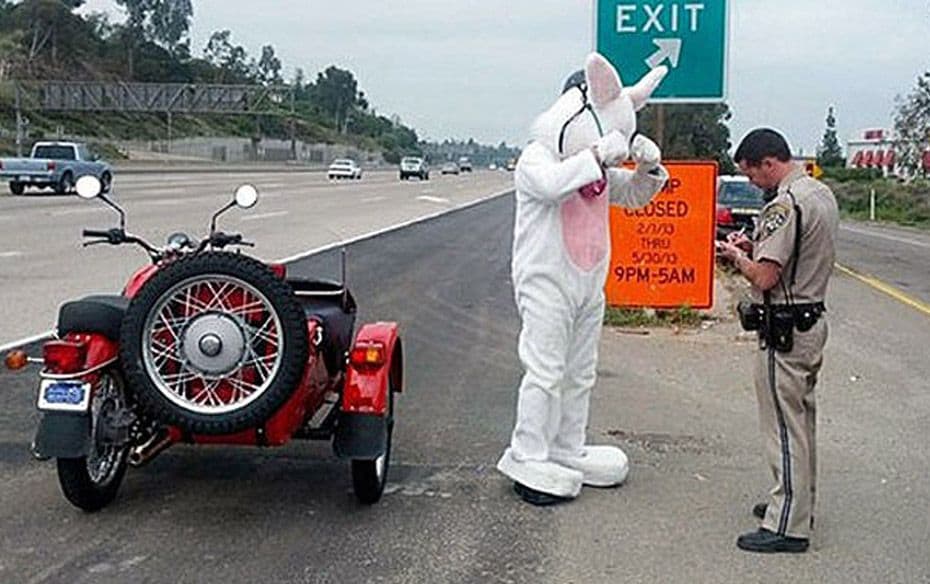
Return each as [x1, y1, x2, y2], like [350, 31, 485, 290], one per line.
[645, 38, 683, 69]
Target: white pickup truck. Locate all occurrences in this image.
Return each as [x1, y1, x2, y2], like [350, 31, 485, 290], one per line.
[0, 142, 112, 195]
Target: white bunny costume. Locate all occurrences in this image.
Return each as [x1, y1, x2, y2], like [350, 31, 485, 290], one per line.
[498, 53, 669, 503]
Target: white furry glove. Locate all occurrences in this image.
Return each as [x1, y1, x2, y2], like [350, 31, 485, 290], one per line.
[631, 134, 662, 173]
[592, 130, 630, 167]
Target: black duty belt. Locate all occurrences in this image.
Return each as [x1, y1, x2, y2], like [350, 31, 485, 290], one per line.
[738, 301, 826, 352]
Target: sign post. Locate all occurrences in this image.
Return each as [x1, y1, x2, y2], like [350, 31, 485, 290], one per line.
[595, 0, 729, 102]
[606, 162, 718, 309]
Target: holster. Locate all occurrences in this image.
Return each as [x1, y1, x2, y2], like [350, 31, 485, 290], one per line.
[739, 301, 825, 353]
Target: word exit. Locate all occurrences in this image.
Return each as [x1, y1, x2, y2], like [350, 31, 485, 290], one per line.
[616, 3, 706, 33]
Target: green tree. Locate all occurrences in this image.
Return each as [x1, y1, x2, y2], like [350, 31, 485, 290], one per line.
[638, 103, 734, 173]
[817, 105, 844, 167]
[310, 66, 367, 132]
[0, 30, 23, 80]
[894, 71, 930, 176]
[256, 44, 282, 86]
[203, 29, 251, 83]
[148, 0, 192, 55]
[115, 0, 192, 76]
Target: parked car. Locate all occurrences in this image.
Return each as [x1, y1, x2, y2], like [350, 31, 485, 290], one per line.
[457, 157, 473, 172]
[505, 158, 517, 171]
[441, 161, 460, 175]
[399, 156, 429, 180]
[489, 163, 498, 171]
[716, 175, 766, 240]
[0, 141, 111, 195]
[327, 158, 363, 180]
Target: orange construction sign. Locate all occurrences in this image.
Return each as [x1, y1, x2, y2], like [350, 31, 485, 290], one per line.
[605, 161, 718, 309]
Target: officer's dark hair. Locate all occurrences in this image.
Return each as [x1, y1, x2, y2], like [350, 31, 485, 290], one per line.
[734, 128, 792, 167]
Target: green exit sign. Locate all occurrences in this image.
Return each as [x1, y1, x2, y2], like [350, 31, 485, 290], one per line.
[595, 1, 729, 102]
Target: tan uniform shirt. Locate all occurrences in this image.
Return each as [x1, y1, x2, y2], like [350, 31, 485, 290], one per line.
[751, 167, 840, 304]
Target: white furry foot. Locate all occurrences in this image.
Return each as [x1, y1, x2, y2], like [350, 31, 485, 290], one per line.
[551, 445, 629, 487]
[496, 448, 583, 498]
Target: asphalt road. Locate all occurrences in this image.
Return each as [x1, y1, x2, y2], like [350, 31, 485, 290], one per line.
[836, 222, 930, 305]
[1, 189, 928, 583]
[0, 169, 513, 345]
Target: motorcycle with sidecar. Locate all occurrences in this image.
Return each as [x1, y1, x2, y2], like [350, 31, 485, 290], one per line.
[5, 177, 403, 511]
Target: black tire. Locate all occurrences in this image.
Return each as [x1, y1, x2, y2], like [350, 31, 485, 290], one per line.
[351, 383, 396, 505]
[56, 172, 73, 195]
[56, 369, 130, 512]
[100, 172, 112, 193]
[120, 252, 309, 435]
[9, 182, 24, 195]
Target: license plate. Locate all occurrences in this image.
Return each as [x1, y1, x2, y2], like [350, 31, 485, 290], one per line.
[19, 175, 32, 182]
[37, 379, 91, 412]
[731, 208, 760, 216]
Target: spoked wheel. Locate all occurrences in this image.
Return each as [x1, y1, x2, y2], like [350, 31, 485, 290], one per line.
[351, 390, 394, 504]
[121, 253, 308, 435]
[57, 369, 130, 512]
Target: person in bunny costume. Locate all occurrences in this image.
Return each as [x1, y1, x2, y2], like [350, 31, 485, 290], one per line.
[497, 53, 669, 506]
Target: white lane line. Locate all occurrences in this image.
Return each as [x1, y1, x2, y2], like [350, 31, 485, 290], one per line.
[417, 195, 451, 205]
[0, 251, 23, 258]
[241, 211, 289, 222]
[278, 187, 513, 264]
[0, 330, 54, 353]
[841, 224, 930, 249]
[361, 196, 387, 203]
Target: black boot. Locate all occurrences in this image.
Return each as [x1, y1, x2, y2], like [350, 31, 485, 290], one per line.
[736, 528, 809, 553]
[512, 482, 573, 506]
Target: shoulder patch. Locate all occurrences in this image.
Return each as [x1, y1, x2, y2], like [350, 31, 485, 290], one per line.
[759, 203, 791, 238]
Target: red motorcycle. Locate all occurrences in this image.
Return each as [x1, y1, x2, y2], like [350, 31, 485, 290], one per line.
[5, 177, 403, 511]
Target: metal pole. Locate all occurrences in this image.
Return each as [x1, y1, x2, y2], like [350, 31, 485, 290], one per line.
[655, 104, 666, 152]
[14, 83, 23, 157]
[869, 188, 876, 222]
[166, 111, 172, 155]
[289, 87, 297, 161]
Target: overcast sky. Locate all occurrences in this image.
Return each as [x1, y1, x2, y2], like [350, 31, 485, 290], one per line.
[79, 0, 930, 155]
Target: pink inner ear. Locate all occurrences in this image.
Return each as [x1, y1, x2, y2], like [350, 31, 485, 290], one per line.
[586, 56, 622, 107]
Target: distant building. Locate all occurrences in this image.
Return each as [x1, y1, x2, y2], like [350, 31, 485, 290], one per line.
[846, 128, 897, 176]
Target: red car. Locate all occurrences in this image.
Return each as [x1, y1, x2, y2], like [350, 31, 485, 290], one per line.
[715, 175, 765, 241]
[6, 179, 403, 511]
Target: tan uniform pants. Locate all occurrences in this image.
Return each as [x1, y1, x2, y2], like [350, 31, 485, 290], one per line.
[753, 318, 827, 539]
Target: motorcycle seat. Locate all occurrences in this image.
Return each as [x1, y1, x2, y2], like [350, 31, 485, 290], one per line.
[287, 278, 357, 373]
[57, 295, 130, 342]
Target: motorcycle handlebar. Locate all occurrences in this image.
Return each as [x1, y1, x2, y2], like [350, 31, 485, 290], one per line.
[82, 229, 114, 239]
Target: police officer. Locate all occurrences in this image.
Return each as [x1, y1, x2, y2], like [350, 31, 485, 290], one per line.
[717, 128, 839, 553]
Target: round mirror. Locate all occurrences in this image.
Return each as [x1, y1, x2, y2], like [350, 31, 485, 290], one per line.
[234, 184, 259, 209]
[75, 175, 102, 200]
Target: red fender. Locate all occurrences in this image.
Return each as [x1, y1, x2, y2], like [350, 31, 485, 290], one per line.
[343, 322, 402, 415]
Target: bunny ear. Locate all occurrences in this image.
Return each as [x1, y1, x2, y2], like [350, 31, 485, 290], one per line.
[584, 53, 623, 108]
[625, 66, 668, 111]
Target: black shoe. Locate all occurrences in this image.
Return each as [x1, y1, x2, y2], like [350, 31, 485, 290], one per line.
[512, 482, 573, 507]
[736, 528, 809, 553]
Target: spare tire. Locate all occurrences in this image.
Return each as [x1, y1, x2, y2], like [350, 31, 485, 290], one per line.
[120, 252, 308, 435]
